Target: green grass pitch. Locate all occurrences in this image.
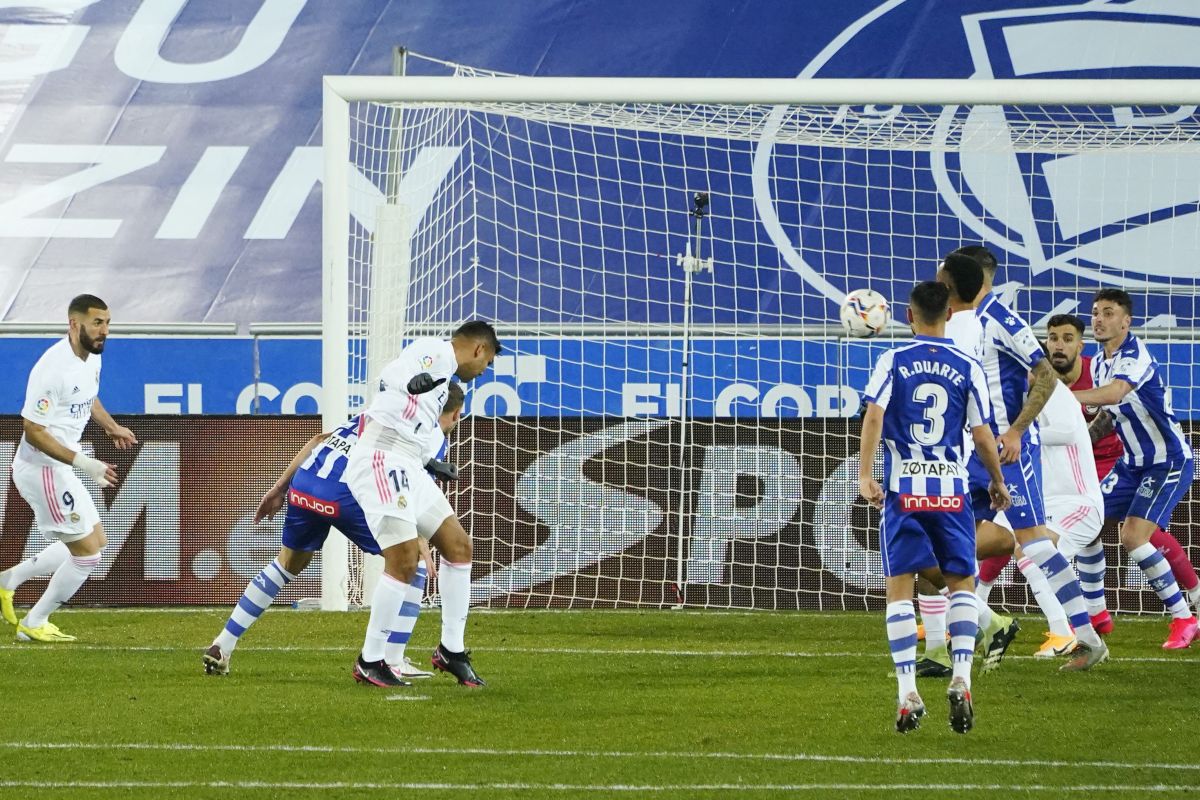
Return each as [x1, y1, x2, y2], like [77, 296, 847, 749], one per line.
[0, 608, 1196, 798]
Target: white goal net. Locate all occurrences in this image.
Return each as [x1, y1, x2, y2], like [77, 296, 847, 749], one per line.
[322, 62, 1200, 613]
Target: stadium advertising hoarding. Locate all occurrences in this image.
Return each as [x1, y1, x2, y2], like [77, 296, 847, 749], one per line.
[1, 415, 1195, 609]
[2, 336, 1199, 420]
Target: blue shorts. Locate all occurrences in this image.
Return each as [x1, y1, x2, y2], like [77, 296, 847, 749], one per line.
[880, 493, 976, 578]
[281, 470, 380, 555]
[1101, 458, 1194, 529]
[968, 443, 1045, 529]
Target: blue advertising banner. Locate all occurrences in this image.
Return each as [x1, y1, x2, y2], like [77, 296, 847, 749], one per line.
[3, 335, 1198, 419]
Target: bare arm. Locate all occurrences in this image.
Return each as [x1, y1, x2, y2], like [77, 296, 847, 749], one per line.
[858, 402, 885, 509]
[91, 398, 138, 450]
[254, 432, 331, 523]
[997, 359, 1057, 464]
[1074, 379, 1133, 409]
[23, 418, 82, 466]
[23, 418, 118, 487]
[1088, 410, 1116, 445]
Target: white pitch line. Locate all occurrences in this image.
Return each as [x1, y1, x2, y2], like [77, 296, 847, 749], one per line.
[4, 741, 1197, 773]
[50, 607, 1180, 622]
[385, 695, 430, 701]
[0, 781, 1190, 793]
[0, 642, 1194, 664]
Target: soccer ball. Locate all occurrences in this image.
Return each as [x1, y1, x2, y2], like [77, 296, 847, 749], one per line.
[840, 289, 891, 338]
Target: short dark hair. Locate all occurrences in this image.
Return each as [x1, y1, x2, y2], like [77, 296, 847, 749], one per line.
[1046, 313, 1085, 335]
[453, 320, 502, 354]
[938, 253, 984, 304]
[443, 381, 465, 414]
[909, 280, 950, 326]
[951, 244, 998, 275]
[68, 294, 107, 316]
[1094, 288, 1133, 317]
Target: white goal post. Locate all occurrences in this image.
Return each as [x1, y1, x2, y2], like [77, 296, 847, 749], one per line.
[321, 74, 1200, 613]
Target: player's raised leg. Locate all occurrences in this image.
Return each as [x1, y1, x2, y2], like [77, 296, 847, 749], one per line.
[205, 549, 306, 675]
[0, 542, 71, 625]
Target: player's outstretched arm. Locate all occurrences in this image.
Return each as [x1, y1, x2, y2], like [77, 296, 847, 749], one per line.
[997, 359, 1057, 464]
[254, 431, 330, 524]
[971, 424, 1011, 511]
[22, 418, 117, 487]
[92, 398, 137, 450]
[858, 402, 885, 509]
[1074, 378, 1132, 409]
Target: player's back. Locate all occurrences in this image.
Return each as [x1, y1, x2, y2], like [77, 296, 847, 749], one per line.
[868, 337, 985, 499]
[976, 292, 1042, 442]
[1038, 381, 1104, 512]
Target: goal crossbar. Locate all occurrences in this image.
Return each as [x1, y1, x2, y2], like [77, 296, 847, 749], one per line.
[323, 76, 1200, 106]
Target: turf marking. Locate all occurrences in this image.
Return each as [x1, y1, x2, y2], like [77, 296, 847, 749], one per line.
[3, 741, 1198, 772]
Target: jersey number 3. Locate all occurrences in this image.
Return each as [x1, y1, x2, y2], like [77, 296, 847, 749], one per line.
[910, 384, 949, 446]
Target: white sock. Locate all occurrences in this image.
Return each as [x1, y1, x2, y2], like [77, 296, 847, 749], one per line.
[977, 600, 995, 631]
[917, 593, 947, 653]
[1, 542, 71, 591]
[975, 577, 996, 606]
[1018, 556, 1072, 637]
[362, 573, 410, 663]
[439, 559, 472, 653]
[23, 552, 101, 628]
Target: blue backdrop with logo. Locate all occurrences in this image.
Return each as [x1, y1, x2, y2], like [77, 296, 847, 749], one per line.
[0, 1, 1195, 414]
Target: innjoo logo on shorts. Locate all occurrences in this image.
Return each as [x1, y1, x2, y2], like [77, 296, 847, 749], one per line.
[899, 494, 963, 513]
[288, 488, 339, 517]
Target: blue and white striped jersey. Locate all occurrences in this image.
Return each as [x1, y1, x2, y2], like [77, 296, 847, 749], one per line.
[298, 415, 452, 485]
[976, 292, 1042, 445]
[864, 335, 992, 496]
[298, 415, 362, 482]
[1091, 333, 1191, 467]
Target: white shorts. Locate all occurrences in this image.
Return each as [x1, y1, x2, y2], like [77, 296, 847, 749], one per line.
[11, 458, 100, 542]
[1045, 498, 1103, 560]
[417, 492, 454, 540]
[344, 448, 447, 549]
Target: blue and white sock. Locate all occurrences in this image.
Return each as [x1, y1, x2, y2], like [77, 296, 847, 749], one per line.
[362, 573, 410, 662]
[1018, 555, 1071, 638]
[1022, 538, 1101, 647]
[1129, 542, 1190, 619]
[1074, 541, 1108, 617]
[215, 559, 295, 654]
[385, 564, 427, 666]
[946, 591, 978, 688]
[886, 600, 918, 703]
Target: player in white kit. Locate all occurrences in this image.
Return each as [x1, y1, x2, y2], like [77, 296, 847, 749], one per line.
[0, 295, 137, 641]
[346, 321, 500, 687]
